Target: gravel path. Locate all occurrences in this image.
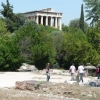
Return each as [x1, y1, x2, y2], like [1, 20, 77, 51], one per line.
[0, 72, 91, 88]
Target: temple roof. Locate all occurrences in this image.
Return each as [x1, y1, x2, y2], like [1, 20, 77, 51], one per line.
[23, 8, 62, 14]
[38, 8, 55, 12]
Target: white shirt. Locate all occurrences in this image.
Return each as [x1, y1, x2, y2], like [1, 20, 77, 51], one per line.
[69, 65, 76, 73]
[78, 65, 84, 73]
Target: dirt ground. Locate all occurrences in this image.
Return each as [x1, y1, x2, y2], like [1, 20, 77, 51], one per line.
[0, 71, 99, 100]
[0, 71, 91, 88]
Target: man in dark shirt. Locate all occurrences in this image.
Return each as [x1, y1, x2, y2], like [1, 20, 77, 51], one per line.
[46, 63, 50, 81]
[98, 66, 100, 79]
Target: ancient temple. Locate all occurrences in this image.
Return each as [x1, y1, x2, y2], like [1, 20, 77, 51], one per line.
[22, 8, 62, 30]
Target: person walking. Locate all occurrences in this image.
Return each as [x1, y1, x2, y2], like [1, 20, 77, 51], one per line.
[69, 63, 76, 81]
[78, 64, 84, 82]
[46, 62, 50, 81]
[95, 66, 99, 77]
[97, 65, 100, 79]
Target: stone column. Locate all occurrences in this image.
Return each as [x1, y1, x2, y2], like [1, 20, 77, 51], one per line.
[41, 16, 43, 25]
[59, 17, 62, 30]
[50, 17, 52, 27]
[55, 17, 57, 28]
[32, 16, 35, 21]
[34, 16, 36, 21]
[57, 18, 59, 28]
[36, 16, 38, 24]
[46, 16, 48, 26]
[31, 16, 32, 20]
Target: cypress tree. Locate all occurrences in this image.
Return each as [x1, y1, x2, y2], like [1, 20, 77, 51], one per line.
[79, 4, 84, 33]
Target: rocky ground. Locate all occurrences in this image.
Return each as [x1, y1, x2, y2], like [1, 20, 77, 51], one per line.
[0, 70, 100, 100]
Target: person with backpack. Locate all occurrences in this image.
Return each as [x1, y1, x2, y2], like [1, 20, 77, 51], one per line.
[95, 66, 99, 77]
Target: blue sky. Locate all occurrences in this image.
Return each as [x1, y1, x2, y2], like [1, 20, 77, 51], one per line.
[0, 0, 89, 25]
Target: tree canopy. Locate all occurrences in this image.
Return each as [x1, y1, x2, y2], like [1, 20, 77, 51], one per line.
[83, 0, 100, 26]
[0, 0, 25, 33]
[69, 18, 88, 33]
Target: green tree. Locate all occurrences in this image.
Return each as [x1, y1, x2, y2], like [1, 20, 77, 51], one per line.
[0, 19, 21, 71]
[86, 27, 100, 53]
[0, 18, 7, 35]
[0, 0, 14, 19]
[69, 18, 88, 33]
[52, 31, 64, 67]
[15, 13, 25, 30]
[62, 30, 100, 68]
[0, 0, 25, 32]
[83, 0, 100, 26]
[14, 21, 56, 69]
[69, 19, 80, 29]
[79, 4, 84, 32]
[0, 36, 21, 71]
[62, 24, 69, 32]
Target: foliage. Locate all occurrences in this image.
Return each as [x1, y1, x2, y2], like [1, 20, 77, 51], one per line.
[13, 21, 56, 69]
[86, 27, 100, 53]
[95, 20, 100, 29]
[79, 4, 84, 32]
[3, 18, 16, 32]
[69, 18, 80, 29]
[0, 20, 21, 70]
[0, 0, 14, 19]
[0, 36, 21, 71]
[52, 31, 64, 67]
[83, 0, 100, 26]
[62, 30, 100, 68]
[0, 18, 7, 35]
[15, 13, 25, 29]
[62, 24, 69, 32]
[0, 0, 25, 33]
[0, 9, 100, 71]
[69, 18, 88, 33]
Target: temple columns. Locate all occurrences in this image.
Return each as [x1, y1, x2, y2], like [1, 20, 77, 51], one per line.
[50, 17, 52, 27]
[34, 16, 62, 30]
[41, 16, 43, 25]
[46, 16, 48, 26]
[55, 17, 57, 28]
[36, 16, 38, 24]
[59, 18, 62, 30]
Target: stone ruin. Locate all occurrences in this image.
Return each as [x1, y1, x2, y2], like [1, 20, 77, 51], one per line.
[17, 63, 38, 72]
[85, 79, 100, 87]
[15, 80, 52, 91]
[84, 63, 96, 76]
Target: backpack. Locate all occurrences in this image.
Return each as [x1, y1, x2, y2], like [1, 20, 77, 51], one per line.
[95, 67, 99, 74]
